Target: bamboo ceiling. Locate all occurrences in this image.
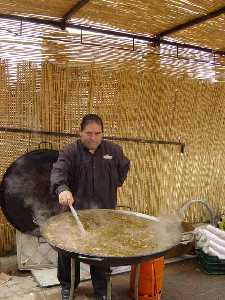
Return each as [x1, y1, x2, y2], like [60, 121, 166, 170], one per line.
[172, 15, 225, 50]
[0, 0, 225, 51]
[0, 1, 223, 83]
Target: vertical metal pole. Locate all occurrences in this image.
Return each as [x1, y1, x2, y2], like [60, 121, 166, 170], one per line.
[106, 269, 112, 300]
[20, 19, 23, 35]
[176, 45, 179, 58]
[134, 264, 140, 300]
[69, 257, 76, 300]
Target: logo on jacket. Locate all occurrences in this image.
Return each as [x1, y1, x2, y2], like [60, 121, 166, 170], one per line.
[103, 154, 112, 160]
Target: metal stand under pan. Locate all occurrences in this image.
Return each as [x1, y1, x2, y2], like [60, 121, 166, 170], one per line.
[69, 257, 141, 300]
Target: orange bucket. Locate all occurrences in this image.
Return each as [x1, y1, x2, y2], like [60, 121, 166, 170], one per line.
[129, 257, 164, 300]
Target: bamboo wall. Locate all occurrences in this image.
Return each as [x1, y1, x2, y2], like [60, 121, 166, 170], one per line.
[1, 60, 225, 254]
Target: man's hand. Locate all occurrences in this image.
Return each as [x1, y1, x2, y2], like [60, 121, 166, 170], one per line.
[58, 190, 75, 207]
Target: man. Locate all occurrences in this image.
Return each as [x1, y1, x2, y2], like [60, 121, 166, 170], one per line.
[51, 114, 130, 300]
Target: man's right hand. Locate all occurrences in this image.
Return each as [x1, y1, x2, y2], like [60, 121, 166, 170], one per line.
[58, 190, 75, 207]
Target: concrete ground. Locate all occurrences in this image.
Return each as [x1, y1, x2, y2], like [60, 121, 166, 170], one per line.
[1, 257, 225, 300]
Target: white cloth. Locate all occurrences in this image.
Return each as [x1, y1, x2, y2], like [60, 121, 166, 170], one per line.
[195, 228, 225, 248]
[194, 225, 225, 259]
[203, 246, 225, 260]
[202, 240, 225, 256]
[206, 224, 225, 240]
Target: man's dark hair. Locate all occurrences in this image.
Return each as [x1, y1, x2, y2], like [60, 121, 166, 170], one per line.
[80, 114, 104, 131]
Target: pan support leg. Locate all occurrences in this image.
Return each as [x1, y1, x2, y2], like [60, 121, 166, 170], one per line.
[69, 257, 76, 300]
[134, 264, 140, 300]
[106, 268, 112, 300]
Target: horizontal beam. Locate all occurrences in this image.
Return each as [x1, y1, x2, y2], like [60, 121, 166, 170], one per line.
[0, 13, 224, 56]
[62, 0, 90, 23]
[0, 13, 62, 27]
[157, 6, 225, 37]
[0, 126, 185, 153]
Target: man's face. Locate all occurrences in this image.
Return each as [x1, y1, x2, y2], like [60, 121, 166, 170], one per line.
[80, 122, 103, 152]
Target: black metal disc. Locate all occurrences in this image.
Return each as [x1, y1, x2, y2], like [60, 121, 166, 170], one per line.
[0, 149, 60, 236]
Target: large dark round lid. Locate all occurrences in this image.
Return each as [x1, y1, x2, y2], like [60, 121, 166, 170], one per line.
[0, 149, 60, 236]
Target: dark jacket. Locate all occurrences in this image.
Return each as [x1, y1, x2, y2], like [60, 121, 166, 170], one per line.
[50, 139, 130, 209]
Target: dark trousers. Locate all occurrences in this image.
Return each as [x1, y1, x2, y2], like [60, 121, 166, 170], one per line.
[57, 250, 109, 297]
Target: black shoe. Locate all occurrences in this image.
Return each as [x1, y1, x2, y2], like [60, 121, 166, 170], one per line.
[61, 287, 70, 300]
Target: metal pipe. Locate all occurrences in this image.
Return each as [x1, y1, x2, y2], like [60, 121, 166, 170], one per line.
[106, 269, 112, 300]
[179, 199, 215, 225]
[69, 257, 76, 300]
[134, 264, 141, 300]
[0, 13, 62, 28]
[0, 126, 184, 152]
[0, 13, 224, 55]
